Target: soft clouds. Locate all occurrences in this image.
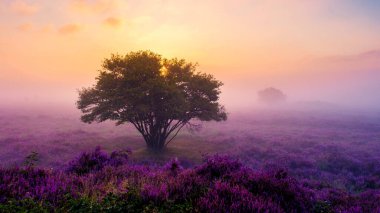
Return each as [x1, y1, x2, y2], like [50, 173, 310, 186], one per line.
[10, 0, 39, 16]
[17, 23, 33, 32]
[1, 0, 380, 108]
[58, 24, 82, 34]
[69, 0, 118, 14]
[103, 17, 122, 27]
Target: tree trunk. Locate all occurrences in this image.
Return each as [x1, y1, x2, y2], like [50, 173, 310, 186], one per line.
[135, 120, 186, 151]
[145, 134, 167, 151]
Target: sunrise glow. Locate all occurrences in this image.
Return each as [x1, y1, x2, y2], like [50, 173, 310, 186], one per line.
[1, 0, 380, 108]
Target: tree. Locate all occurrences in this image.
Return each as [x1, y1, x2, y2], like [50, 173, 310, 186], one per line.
[258, 87, 286, 104]
[77, 50, 227, 150]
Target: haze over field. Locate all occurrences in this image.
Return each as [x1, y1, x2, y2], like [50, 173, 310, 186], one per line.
[2, 1, 380, 212]
[1, 0, 380, 110]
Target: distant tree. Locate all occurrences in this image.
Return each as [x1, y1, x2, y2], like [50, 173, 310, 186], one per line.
[77, 51, 227, 150]
[258, 87, 286, 104]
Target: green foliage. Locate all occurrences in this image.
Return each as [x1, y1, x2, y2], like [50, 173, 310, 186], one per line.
[77, 50, 227, 150]
[312, 201, 334, 213]
[100, 190, 145, 213]
[165, 202, 193, 213]
[61, 196, 101, 213]
[0, 199, 49, 213]
[57, 192, 193, 213]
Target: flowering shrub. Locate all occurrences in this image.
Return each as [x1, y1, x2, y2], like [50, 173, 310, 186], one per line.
[0, 167, 76, 206]
[0, 148, 379, 212]
[108, 149, 132, 167]
[195, 154, 243, 179]
[141, 183, 169, 204]
[197, 181, 284, 213]
[163, 157, 183, 176]
[67, 146, 130, 175]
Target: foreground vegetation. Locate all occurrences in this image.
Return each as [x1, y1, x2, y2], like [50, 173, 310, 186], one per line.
[1, 147, 379, 212]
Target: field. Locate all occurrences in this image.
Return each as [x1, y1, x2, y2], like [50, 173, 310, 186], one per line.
[1, 107, 380, 191]
[1, 106, 380, 211]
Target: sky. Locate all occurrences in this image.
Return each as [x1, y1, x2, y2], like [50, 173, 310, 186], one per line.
[1, 0, 380, 110]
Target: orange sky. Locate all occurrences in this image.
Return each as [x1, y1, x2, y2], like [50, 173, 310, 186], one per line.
[1, 0, 380, 109]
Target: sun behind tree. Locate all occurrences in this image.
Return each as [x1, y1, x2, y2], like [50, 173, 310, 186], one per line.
[77, 50, 227, 150]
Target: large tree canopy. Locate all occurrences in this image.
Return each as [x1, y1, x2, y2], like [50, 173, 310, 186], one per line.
[77, 50, 227, 150]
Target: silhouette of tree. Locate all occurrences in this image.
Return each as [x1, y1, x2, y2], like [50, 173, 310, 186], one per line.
[77, 51, 227, 150]
[258, 87, 286, 104]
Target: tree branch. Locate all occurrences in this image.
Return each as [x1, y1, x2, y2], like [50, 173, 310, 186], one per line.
[165, 122, 187, 146]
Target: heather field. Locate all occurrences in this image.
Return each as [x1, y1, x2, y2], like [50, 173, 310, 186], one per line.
[3, 0, 380, 211]
[1, 107, 380, 212]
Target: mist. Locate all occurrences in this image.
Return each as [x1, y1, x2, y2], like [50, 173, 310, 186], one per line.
[2, 52, 380, 113]
[1, 1, 380, 211]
